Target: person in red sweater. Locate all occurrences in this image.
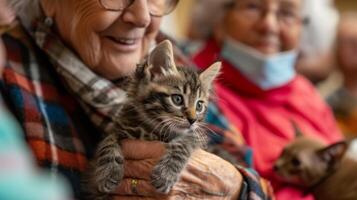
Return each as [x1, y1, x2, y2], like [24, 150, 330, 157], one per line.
[193, 0, 343, 199]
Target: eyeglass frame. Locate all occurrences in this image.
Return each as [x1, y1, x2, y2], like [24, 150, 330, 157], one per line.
[98, 0, 179, 17]
[224, 0, 305, 26]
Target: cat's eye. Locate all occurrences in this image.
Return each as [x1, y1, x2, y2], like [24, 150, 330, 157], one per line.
[196, 101, 204, 112]
[171, 94, 184, 106]
[291, 158, 301, 167]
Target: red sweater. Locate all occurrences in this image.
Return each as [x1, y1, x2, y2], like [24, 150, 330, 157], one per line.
[193, 40, 342, 200]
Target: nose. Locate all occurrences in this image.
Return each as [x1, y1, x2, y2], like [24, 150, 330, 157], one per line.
[122, 0, 151, 27]
[256, 9, 280, 36]
[187, 118, 197, 125]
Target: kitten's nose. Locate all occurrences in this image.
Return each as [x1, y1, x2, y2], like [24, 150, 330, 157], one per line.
[187, 118, 197, 125]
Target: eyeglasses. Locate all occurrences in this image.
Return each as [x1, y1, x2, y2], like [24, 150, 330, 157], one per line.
[226, 0, 302, 26]
[99, 0, 179, 17]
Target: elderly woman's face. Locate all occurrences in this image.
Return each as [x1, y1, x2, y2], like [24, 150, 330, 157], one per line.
[41, 0, 162, 79]
[220, 0, 303, 55]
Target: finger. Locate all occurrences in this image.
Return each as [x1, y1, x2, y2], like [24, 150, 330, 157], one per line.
[121, 140, 166, 160]
[114, 178, 161, 197]
[123, 159, 157, 180]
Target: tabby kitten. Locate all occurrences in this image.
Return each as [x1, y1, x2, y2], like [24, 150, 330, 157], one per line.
[274, 135, 357, 200]
[84, 40, 221, 199]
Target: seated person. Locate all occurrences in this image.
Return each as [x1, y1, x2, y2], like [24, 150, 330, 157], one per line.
[1, 0, 272, 199]
[192, 0, 343, 199]
[327, 12, 357, 139]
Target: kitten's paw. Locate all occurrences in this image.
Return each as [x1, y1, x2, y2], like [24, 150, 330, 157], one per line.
[95, 157, 124, 193]
[150, 165, 178, 194]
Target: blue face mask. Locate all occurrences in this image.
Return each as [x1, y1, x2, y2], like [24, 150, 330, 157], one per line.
[221, 37, 298, 90]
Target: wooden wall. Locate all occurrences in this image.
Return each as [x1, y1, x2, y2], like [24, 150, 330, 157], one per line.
[335, 0, 357, 12]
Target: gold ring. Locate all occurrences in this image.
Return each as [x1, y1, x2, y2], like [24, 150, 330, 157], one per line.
[131, 179, 139, 194]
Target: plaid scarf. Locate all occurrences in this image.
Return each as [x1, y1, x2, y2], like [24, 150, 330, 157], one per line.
[33, 20, 128, 136]
[1, 18, 274, 200]
[0, 24, 100, 198]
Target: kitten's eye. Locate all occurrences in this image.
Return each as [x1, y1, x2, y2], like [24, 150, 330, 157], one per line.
[196, 101, 204, 112]
[291, 157, 301, 167]
[171, 94, 184, 106]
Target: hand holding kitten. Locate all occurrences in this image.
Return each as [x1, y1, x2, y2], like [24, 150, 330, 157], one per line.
[112, 140, 242, 200]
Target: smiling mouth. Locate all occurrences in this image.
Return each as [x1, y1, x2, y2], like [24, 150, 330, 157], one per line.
[107, 36, 139, 45]
[105, 36, 142, 52]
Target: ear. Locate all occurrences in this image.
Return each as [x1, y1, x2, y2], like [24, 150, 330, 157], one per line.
[146, 40, 177, 79]
[317, 141, 348, 165]
[199, 62, 221, 89]
[291, 121, 303, 138]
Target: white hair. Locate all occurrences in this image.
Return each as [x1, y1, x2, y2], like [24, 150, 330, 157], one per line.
[7, 0, 42, 29]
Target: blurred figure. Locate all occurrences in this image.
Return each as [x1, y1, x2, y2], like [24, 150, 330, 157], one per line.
[295, 0, 339, 84]
[327, 13, 357, 139]
[0, 102, 71, 200]
[183, 0, 231, 55]
[192, 0, 343, 199]
[0, 0, 15, 26]
[187, 0, 223, 41]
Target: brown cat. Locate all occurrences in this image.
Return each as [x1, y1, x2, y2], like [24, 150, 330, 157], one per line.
[274, 135, 357, 200]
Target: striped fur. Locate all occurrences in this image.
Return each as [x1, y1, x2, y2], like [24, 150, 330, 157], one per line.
[84, 41, 221, 199]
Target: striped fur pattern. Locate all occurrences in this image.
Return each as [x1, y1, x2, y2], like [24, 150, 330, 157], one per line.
[84, 41, 221, 199]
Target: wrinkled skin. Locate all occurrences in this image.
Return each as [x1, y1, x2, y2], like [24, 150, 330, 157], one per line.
[112, 140, 242, 200]
[40, 0, 161, 79]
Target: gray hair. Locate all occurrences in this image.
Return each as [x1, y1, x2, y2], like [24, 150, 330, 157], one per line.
[7, 0, 42, 29]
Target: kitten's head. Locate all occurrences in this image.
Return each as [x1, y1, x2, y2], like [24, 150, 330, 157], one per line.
[127, 40, 221, 136]
[274, 135, 348, 188]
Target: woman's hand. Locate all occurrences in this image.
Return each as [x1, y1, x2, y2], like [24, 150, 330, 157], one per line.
[113, 140, 242, 200]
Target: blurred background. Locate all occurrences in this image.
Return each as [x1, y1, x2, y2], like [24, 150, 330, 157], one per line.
[161, 0, 357, 89]
[162, 0, 357, 41]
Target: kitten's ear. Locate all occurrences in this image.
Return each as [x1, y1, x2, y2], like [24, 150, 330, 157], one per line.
[199, 62, 221, 88]
[317, 141, 348, 165]
[291, 121, 303, 138]
[147, 40, 177, 78]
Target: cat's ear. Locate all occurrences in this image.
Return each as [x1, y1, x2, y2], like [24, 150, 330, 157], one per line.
[147, 40, 178, 78]
[291, 121, 303, 138]
[199, 62, 221, 88]
[317, 141, 348, 165]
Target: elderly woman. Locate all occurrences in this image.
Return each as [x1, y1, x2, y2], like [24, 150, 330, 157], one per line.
[0, 0, 274, 199]
[192, 0, 343, 199]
